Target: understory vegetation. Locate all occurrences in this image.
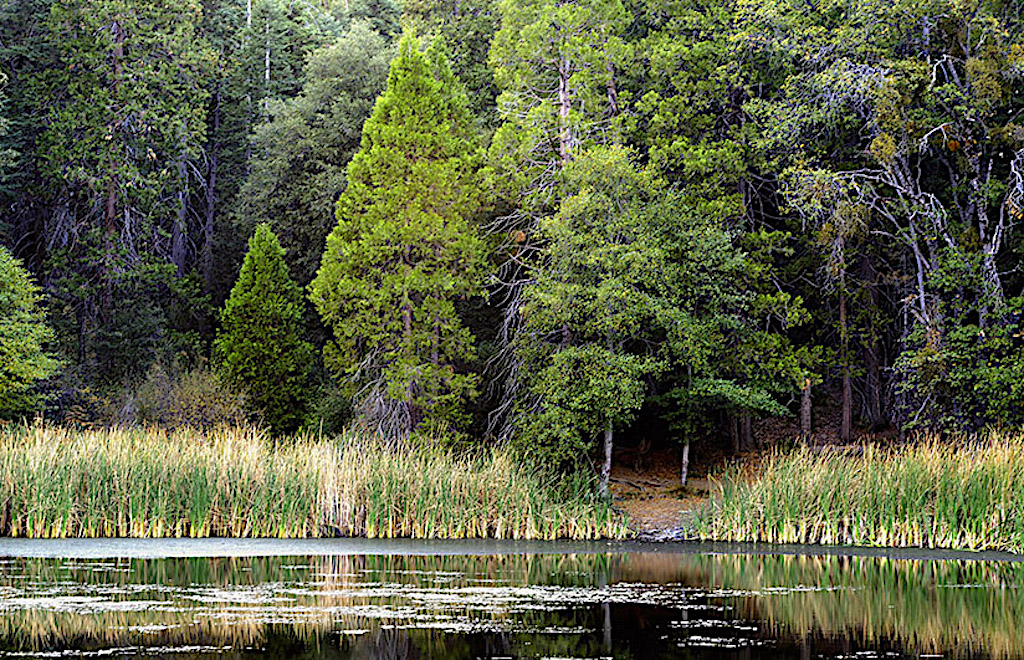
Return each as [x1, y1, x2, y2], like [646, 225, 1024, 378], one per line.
[698, 434, 1024, 553]
[0, 423, 625, 540]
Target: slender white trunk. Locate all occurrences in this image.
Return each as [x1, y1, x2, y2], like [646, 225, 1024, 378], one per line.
[557, 55, 572, 164]
[800, 377, 812, 444]
[680, 440, 690, 488]
[599, 422, 613, 498]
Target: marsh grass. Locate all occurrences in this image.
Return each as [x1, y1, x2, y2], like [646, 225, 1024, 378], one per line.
[696, 433, 1024, 552]
[0, 424, 626, 540]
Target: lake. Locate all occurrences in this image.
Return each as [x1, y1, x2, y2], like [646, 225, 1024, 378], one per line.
[0, 539, 1021, 659]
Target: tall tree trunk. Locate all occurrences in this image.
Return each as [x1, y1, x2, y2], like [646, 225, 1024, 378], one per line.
[264, 15, 271, 122]
[599, 421, 613, 498]
[861, 254, 886, 430]
[102, 17, 126, 325]
[839, 278, 852, 442]
[800, 377, 812, 444]
[741, 413, 754, 451]
[203, 86, 220, 294]
[680, 440, 690, 488]
[605, 61, 619, 116]
[172, 152, 189, 278]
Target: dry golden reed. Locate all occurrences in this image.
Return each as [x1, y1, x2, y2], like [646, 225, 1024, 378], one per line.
[0, 423, 626, 540]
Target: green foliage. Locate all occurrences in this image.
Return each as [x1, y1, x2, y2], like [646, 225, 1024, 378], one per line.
[301, 382, 353, 436]
[0, 245, 58, 418]
[215, 224, 313, 435]
[236, 23, 393, 286]
[487, 0, 628, 204]
[310, 34, 487, 438]
[404, 0, 500, 121]
[895, 297, 1024, 433]
[514, 146, 784, 463]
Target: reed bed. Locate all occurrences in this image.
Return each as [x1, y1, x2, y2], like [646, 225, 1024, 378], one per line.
[696, 432, 1024, 552]
[0, 424, 626, 540]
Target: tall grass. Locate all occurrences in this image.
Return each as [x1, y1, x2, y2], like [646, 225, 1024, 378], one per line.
[696, 432, 1024, 552]
[0, 424, 626, 540]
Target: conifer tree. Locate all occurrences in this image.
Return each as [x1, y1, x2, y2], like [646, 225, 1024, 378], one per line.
[215, 223, 312, 434]
[0, 245, 58, 418]
[310, 34, 486, 439]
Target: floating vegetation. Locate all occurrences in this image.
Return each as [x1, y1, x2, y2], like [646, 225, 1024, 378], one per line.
[697, 434, 1024, 553]
[0, 423, 626, 540]
[3, 552, 1024, 659]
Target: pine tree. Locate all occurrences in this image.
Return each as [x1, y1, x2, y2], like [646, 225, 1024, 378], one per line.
[0, 244, 58, 418]
[215, 223, 312, 434]
[309, 34, 486, 439]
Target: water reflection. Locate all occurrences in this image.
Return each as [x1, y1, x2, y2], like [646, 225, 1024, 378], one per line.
[0, 550, 1021, 658]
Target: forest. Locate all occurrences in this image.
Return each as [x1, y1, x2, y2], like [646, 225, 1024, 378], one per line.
[1, 0, 1023, 484]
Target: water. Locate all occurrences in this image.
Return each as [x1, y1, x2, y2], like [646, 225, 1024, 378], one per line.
[0, 540, 1022, 659]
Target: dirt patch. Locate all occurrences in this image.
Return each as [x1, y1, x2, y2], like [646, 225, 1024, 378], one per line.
[609, 447, 711, 533]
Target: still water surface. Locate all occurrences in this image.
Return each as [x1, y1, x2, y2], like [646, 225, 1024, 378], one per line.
[0, 539, 1021, 659]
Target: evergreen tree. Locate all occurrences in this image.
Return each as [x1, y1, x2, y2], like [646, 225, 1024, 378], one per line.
[215, 223, 312, 434]
[34, 0, 215, 382]
[310, 34, 487, 439]
[404, 0, 500, 121]
[235, 23, 393, 287]
[0, 244, 58, 418]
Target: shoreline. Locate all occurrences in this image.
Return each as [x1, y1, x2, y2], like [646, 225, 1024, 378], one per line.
[1, 536, 1021, 562]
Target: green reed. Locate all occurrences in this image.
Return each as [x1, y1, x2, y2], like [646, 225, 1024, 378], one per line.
[0, 423, 626, 540]
[696, 432, 1024, 552]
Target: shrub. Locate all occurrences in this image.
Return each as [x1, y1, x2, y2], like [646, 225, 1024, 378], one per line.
[132, 362, 248, 430]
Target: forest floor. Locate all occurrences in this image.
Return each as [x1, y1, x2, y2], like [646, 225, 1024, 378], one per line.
[615, 404, 898, 539]
[610, 447, 712, 539]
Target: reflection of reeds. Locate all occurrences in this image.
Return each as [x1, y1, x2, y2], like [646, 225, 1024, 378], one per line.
[0, 554, 612, 652]
[5, 552, 1023, 659]
[700, 553, 1024, 660]
[698, 434, 1024, 552]
[0, 424, 626, 540]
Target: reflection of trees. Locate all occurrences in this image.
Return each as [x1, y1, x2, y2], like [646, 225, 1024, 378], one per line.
[0, 553, 615, 655]
[6, 551, 1018, 659]
[698, 554, 1024, 660]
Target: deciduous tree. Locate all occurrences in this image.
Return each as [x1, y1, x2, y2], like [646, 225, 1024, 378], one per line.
[0, 245, 58, 418]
